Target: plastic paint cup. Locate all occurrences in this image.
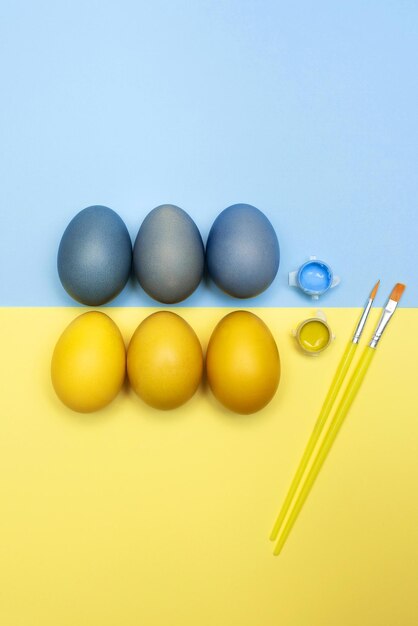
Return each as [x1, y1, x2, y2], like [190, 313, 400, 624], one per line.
[289, 256, 340, 299]
[293, 311, 334, 356]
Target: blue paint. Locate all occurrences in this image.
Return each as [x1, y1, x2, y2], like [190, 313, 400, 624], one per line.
[297, 260, 333, 296]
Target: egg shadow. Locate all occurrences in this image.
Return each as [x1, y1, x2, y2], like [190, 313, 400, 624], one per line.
[47, 389, 121, 426]
[203, 265, 275, 309]
[120, 373, 132, 398]
[206, 392, 283, 427]
[126, 270, 141, 299]
[126, 382, 201, 424]
[202, 363, 284, 428]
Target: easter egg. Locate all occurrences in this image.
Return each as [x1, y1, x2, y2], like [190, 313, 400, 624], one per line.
[206, 311, 280, 414]
[127, 311, 203, 410]
[51, 311, 126, 412]
[133, 204, 204, 303]
[58, 205, 132, 305]
[206, 204, 280, 298]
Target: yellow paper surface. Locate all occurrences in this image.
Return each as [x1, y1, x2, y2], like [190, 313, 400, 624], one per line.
[0, 307, 417, 626]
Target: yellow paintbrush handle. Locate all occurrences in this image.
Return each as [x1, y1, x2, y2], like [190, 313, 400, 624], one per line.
[270, 341, 358, 542]
[273, 345, 376, 555]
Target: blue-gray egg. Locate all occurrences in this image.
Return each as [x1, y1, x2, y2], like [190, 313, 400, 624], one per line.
[58, 205, 132, 305]
[206, 204, 280, 298]
[133, 204, 204, 304]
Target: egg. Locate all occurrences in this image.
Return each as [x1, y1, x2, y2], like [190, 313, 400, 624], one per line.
[51, 311, 126, 412]
[133, 204, 205, 303]
[58, 205, 132, 305]
[206, 204, 280, 298]
[206, 311, 280, 414]
[127, 311, 203, 410]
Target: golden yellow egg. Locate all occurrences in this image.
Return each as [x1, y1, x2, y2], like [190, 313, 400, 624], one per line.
[127, 311, 203, 410]
[51, 311, 126, 413]
[206, 311, 280, 414]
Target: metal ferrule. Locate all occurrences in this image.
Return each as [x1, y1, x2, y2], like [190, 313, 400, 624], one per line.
[352, 298, 373, 344]
[369, 298, 398, 349]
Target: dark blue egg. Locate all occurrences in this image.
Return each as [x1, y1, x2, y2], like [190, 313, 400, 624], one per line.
[133, 204, 204, 304]
[58, 205, 132, 305]
[206, 204, 280, 298]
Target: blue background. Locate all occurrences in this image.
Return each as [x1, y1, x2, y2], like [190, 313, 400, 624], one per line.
[1, 0, 417, 308]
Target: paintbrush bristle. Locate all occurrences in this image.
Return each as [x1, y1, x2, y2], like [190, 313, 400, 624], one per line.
[390, 283, 406, 302]
[370, 280, 380, 299]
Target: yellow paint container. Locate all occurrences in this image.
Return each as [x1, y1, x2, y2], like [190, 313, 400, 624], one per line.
[293, 311, 334, 356]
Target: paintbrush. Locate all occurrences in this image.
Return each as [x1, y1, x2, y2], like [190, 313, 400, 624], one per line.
[270, 280, 380, 543]
[273, 283, 405, 556]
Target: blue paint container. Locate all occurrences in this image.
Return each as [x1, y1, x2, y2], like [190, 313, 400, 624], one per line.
[289, 257, 340, 299]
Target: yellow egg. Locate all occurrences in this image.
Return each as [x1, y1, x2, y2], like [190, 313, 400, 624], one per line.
[127, 311, 203, 410]
[51, 311, 126, 413]
[206, 311, 280, 414]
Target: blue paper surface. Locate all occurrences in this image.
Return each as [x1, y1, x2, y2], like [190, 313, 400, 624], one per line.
[1, 0, 417, 307]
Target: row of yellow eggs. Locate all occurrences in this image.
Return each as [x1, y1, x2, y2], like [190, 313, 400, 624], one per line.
[51, 310, 281, 415]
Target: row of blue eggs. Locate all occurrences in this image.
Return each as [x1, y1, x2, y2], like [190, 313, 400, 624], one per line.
[57, 203, 280, 305]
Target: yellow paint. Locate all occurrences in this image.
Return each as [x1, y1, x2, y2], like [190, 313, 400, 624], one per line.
[0, 307, 417, 626]
[127, 311, 203, 410]
[51, 311, 126, 412]
[298, 319, 330, 353]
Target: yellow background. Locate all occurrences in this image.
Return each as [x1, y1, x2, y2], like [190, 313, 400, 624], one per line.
[1, 307, 417, 626]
